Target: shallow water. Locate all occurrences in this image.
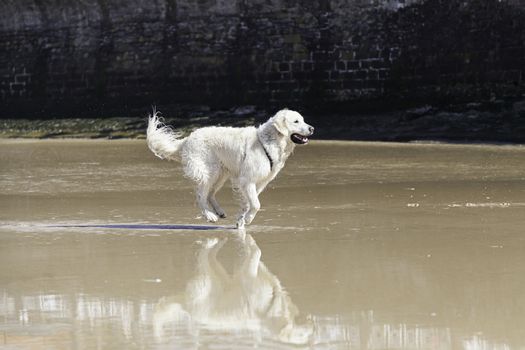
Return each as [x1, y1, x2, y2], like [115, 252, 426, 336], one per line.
[1, 139, 525, 349]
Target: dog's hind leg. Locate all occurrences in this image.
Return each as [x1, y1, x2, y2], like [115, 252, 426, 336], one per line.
[208, 171, 229, 219]
[196, 181, 219, 222]
[186, 159, 221, 223]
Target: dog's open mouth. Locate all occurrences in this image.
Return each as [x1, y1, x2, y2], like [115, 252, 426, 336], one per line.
[291, 133, 309, 144]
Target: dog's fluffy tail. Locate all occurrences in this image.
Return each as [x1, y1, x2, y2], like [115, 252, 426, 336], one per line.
[147, 109, 185, 161]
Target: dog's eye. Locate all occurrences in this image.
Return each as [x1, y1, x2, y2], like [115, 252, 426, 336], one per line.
[294, 120, 299, 123]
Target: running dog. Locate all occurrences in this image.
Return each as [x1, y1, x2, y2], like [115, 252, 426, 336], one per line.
[146, 109, 314, 228]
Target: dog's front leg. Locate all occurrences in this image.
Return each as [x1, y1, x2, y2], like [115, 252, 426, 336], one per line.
[236, 183, 260, 228]
[244, 183, 261, 225]
[256, 180, 270, 196]
[236, 189, 250, 229]
[256, 172, 277, 195]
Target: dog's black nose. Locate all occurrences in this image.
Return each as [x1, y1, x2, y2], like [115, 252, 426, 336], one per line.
[309, 126, 314, 134]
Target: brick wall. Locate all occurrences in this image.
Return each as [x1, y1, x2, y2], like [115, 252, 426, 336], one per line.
[1, 0, 524, 117]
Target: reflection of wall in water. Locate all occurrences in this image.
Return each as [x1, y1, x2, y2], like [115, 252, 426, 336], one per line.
[0, 291, 511, 349]
[312, 313, 453, 349]
[2, 227, 525, 348]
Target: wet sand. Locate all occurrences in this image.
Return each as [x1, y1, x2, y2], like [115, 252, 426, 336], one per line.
[1, 139, 525, 349]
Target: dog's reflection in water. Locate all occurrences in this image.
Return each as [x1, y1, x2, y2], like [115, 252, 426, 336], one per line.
[153, 232, 313, 345]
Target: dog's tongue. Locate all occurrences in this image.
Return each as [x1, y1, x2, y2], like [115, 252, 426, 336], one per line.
[291, 133, 308, 144]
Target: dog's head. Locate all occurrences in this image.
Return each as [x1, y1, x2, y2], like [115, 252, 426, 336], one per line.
[271, 109, 314, 145]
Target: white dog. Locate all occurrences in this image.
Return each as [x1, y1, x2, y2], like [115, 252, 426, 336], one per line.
[147, 108, 314, 228]
[153, 234, 313, 344]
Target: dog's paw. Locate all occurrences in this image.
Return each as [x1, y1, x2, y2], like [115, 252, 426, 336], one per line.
[203, 210, 219, 223]
[213, 208, 227, 219]
[236, 218, 245, 229]
[245, 214, 256, 225]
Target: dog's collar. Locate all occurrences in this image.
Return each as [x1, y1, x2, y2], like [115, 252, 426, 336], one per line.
[262, 145, 273, 170]
[257, 134, 274, 170]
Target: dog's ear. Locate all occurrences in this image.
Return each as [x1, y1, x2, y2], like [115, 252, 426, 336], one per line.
[272, 111, 289, 136]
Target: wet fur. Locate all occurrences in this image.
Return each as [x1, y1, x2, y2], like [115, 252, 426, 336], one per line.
[147, 109, 313, 227]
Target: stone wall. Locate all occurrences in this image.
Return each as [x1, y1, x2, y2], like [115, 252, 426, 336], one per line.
[1, 0, 525, 117]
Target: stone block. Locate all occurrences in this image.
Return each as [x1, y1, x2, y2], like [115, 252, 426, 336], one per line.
[279, 62, 290, 72]
[0, 0, 525, 115]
